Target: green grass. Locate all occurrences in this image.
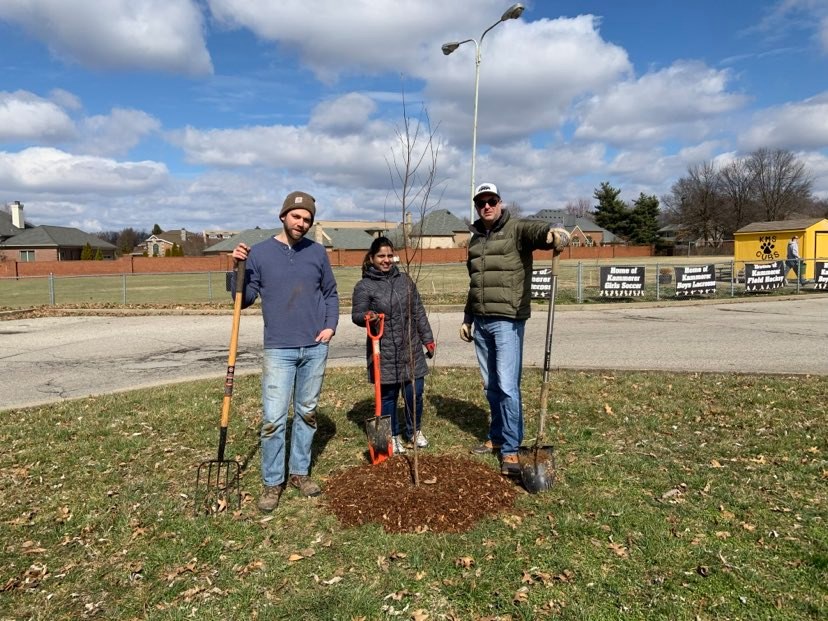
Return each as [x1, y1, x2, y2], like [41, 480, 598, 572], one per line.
[1, 368, 825, 620]
[4, 256, 803, 310]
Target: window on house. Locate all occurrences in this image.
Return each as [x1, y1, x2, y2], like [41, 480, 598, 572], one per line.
[572, 237, 581, 247]
[19, 250, 35, 262]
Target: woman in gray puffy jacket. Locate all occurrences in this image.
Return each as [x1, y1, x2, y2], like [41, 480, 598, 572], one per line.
[352, 237, 435, 453]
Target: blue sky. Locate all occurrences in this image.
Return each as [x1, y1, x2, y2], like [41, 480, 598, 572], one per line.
[1, 0, 826, 233]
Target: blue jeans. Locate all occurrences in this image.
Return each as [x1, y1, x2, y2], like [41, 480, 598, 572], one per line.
[260, 343, 328, 487]
[472, 316, 525, 455]
[380, 377, 425, 438]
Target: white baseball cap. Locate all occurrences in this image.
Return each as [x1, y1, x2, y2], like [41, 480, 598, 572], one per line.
[473, 182, 499, 201]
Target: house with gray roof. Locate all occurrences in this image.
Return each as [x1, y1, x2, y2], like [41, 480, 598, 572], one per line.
[528, 209, 619, 245]
[203, 224, 376, 255]
[0, 225, 117, 262]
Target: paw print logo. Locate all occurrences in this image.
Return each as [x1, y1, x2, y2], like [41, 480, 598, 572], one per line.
[756, 235, 779, 260]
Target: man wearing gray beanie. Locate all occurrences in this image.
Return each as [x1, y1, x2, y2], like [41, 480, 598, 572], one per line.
[231, 190, 339, 512]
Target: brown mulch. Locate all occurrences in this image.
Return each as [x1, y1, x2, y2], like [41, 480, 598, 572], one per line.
[324, 454, 522, 534]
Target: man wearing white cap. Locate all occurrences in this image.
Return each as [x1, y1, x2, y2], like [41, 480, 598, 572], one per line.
[460, 182, 570, 476]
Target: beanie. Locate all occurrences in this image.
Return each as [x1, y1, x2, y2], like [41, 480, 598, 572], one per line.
[280, 191, 316, 221]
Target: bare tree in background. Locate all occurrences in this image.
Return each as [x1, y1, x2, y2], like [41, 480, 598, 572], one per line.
[746, 148, 812, 221]
[718, 158, 759, 237]
[565, 198, 592, 218]
[502, 201, 522, 218]
[668, 162, 725, 244]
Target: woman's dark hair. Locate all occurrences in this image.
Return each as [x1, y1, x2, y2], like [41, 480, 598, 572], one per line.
[362, 236, 395, 272]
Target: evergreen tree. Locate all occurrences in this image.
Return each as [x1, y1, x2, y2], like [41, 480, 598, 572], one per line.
[94, 248, 103, 260]
[152, 223, 163, 235]
[593, 182, 632, 240]
[81, 242, 94, 260]
[629, 193, 661, 244]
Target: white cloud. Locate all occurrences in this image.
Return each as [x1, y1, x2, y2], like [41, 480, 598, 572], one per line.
[427, 15, 632, 147]
[0, 0, 212, 75]
[574, 61, 749, 145]
[308, 93, 378, 135]
[0, 147, 168, 194]
[49, 88, 82, 111]
[0, 90, 76, 142]
[207, 0, 508, 81]
[169, 120, 399, 190]
[78, 108, 162, 157]
[740, 92, 828, 151]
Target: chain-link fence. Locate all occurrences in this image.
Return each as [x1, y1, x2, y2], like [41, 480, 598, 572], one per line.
[1, 259, 825, 309]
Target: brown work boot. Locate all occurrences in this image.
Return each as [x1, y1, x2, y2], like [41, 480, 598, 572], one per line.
[288, 474, 322, 497]
[471, 440, 501, 455]
[257, 484, 284, 512]
[500, 454, 520, 477]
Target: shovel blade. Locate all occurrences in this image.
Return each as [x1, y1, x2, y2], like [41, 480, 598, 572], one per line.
[195, 459, 241, 515]
[365, 415, 392, 464]
[518, 445, 556, 494]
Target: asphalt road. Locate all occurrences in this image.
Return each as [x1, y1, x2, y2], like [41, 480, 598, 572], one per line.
[1, 296, 826, 411]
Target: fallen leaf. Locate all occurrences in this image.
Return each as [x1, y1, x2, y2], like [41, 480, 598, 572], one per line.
[422, 476, 437, 485]
[513, 586, 530, 604]
[608, 542, 629, 557]
[455, 556, 475, 569]
[710, 459, 723, 468]
[321, 576, 343, 586]
[604, 403, 614, 416]
[411, 610, 429, 621]
[287, 553, 304, 562]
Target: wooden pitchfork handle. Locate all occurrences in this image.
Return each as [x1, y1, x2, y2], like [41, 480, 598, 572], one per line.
[217, 259, 245, 461]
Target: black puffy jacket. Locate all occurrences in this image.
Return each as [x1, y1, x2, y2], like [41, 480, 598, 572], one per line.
[352, 265, 434, 384]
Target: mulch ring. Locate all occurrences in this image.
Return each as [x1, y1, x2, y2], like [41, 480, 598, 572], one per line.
[325, 454, 522, 534]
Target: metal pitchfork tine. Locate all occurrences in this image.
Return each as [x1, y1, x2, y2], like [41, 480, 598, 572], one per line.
[194, 259, 246, 515]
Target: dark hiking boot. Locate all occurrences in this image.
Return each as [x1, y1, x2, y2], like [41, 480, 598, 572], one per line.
[257, 485, 284, 512]
[500, 454, 520, 476]
[289, 474, 322, 497]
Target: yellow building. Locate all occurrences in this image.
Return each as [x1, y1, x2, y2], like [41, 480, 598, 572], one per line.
[734, 218, 828, 280]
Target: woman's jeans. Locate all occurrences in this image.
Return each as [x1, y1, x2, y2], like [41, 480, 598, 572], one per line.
[472, 316, 525, 455]
[380, 377, 425, 438]
[260, 343, 328, 487]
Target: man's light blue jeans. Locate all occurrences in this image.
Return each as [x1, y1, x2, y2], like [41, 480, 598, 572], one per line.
[472, 316, 525, 455]
[261, 343, 328, 487]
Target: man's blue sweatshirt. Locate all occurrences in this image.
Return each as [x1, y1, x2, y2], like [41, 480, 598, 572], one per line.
[231, 236, 339, 349]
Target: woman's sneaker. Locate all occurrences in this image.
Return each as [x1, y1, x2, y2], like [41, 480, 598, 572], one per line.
[391, 435, 407, 454]
[410, 431, 429, 448]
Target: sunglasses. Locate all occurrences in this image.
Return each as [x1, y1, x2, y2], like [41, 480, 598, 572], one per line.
[474, 197, 499, 209]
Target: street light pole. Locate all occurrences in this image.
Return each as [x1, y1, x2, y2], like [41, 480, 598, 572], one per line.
[442, 3, 525, 223]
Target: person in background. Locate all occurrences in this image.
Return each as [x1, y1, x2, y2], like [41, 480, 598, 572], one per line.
[786, 235, 806, 285]
[231, 191, 339, 512]
[352, 236, 435, 454]
[460, 182, 570, 476]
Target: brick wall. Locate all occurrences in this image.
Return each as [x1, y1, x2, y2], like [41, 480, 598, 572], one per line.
[0, 245, 653, 278]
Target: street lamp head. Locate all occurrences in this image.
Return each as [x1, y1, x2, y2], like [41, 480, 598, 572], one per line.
[441, 42, 460, 55]
[501, 3, 524, 21]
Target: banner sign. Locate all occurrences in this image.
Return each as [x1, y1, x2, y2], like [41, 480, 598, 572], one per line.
[744, 261, 786, 292]
[599, 265, 644, 297]
[815, 261, 828, 290]
[530, 268, 553, 299]
[675, 265, 716, 296]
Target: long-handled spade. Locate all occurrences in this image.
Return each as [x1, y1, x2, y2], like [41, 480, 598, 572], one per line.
[194, 259, 245, 514]
[365, 313, 393, 464]
[518, 252, 560, 493]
